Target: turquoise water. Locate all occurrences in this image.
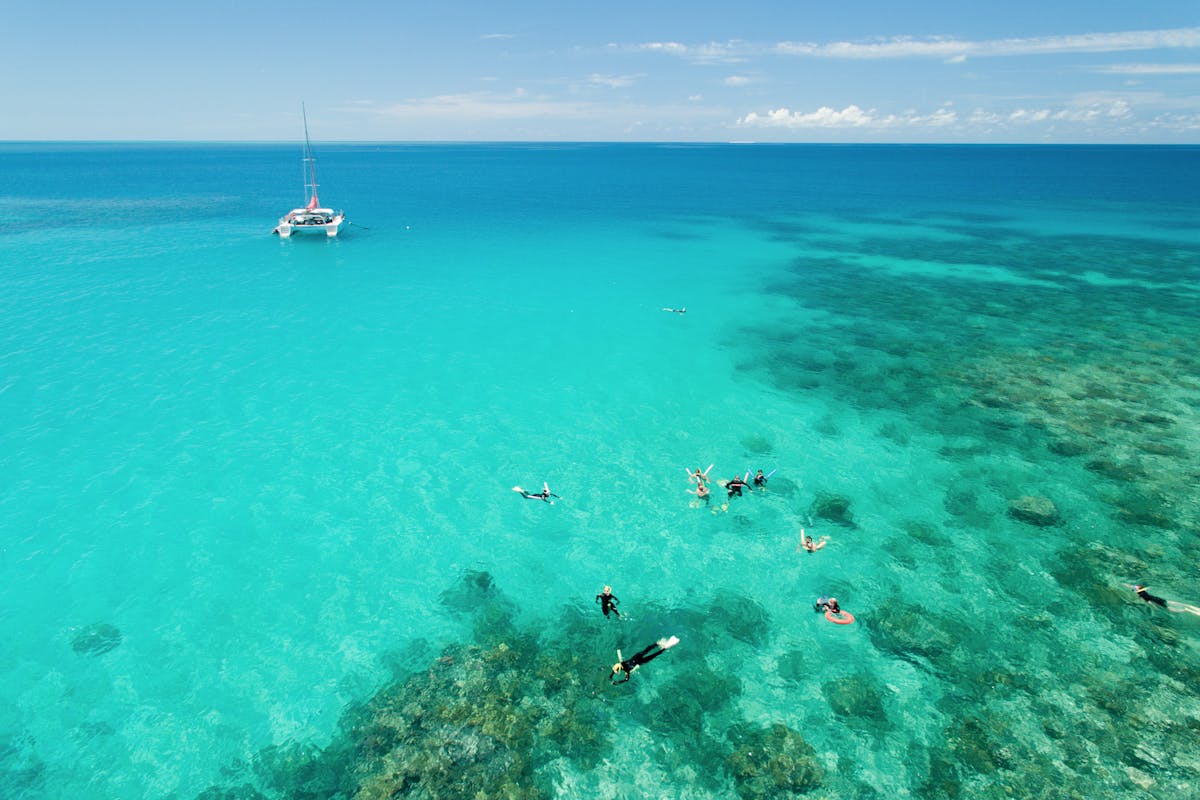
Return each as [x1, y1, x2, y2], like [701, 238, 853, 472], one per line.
[1, 143, 1199, 798]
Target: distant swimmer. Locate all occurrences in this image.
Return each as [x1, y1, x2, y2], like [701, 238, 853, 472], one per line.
[690, 482, 711, 503]
[596, 585, 622, 619]
[513, 482, 559, 504]
[662, 307, 687, 314]
[610, 636, 679, 683]
[725, 475, 749, 498]
[798, 528, 829, 553]
[687, 465, 713, 485]
[1128, 584, 1200, 616]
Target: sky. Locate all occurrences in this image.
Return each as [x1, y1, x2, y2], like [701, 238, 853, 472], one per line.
[3, 1, 1199, 142]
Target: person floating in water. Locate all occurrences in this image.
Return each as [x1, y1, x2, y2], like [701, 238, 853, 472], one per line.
[687, 465, 713, 485]
[1129, 584, 1200, 616]
[814, 596, 841, 615]
[726, 475, 749, 498]
[662, 307, 687, 314]
[798, 528, 829, 553]
[596, 585, 621, 619]
[610, 636, 679, 683]
[753, 469, 768, 488]
[690, 482, 711, 503]
[513, 482, 559, 504]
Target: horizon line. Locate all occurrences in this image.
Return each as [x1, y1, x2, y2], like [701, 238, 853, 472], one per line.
[2, 138, 1198, 147]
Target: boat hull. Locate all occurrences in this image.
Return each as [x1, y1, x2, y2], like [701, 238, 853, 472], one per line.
[274, 211, 346, 238]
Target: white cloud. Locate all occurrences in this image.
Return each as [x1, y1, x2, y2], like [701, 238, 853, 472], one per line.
[629, 40, 746, 64]
[737, 104, 925, 129]
[631, 27, 1200, 63]
[723, 75, 752, 86]
[760, 104, 956, 128]
[1093, 63, 1200, 75]
[368, 91, 602, 121]
[587, 73, 641, 88]
[481, 33, 515, 40]
[1009, 98, 1133, 123]
[738, 98, 1148, 131]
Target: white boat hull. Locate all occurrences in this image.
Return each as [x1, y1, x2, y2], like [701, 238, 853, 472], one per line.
[274, 210, 346, 238]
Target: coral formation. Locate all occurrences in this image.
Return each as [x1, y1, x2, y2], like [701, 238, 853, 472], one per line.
[726, 723, 824, 798]
[70, 622, 122, 656]
[809, 493, 855, 527]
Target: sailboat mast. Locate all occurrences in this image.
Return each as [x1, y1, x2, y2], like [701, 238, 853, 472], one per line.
[302, 103, 319, 207]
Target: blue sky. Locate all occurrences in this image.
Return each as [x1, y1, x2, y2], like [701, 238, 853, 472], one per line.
[4, 1, 1198, 142]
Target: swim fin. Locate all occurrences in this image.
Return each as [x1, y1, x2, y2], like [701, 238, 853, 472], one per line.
[512, 486, 524, 493]
[658, 636, 680, 649]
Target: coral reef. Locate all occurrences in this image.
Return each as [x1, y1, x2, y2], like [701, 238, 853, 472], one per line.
[1006, 495, 1060, 527]
[197, 579, 841, 799]
[809, 492, 855, 527]
[821, 674, 889, 730]
[70, 622, 122, 656]
[726, 723, 824, 798]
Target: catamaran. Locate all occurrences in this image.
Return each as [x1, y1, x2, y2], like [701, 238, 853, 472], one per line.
[273, 104, 346, 238]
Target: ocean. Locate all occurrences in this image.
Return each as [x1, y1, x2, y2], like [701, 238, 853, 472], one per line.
[1, 142, 1198, 798]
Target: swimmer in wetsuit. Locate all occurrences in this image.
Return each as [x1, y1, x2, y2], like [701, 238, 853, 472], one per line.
[726, 475, 749, 497]
[596, 585, 621, 618]
[513, 482, 560, 503]
[610, 637, 679, 683]
[753, 469, 768, 488]
[1129, 584, 1200, 616]
[1134, 584, 1167, 608]
[662, 307, 687, 314]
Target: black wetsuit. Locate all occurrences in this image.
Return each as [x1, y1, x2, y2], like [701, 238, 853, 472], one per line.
[611, 642, 668, 683]
[519, 489, 558, 502]
[1136, 587, 1168, 608]
[753, 473, 767, 487]
[596, 592, 621, 618]
[727, 478, 747, 497]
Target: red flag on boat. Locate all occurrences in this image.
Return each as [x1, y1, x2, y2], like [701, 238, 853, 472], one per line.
[306, 193, 320, 210]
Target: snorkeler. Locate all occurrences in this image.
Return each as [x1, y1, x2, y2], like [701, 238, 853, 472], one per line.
[815, 596, 854, 624]
[610, 636, 680, 683]
[513, 482, 559, 504]
[753, 469, 767, 488]
[1129, 584, 1200, 616]
[690, 482, 711, 503]
[662, 307, 687, 314]
[596, 585, 622, 618]
[687, 465, 713, 485]
[1133, 584, 1167, 608]
[814, 596, 841, 614]
[798, 528, 829, 553]
[726, 475, 749, 498]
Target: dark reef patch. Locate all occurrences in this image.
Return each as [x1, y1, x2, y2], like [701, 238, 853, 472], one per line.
[70, 623, 122, 656]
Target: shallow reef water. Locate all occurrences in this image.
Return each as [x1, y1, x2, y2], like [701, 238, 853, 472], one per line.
[199, 576, 841, 799]
[723, 207, 1200, 799]
[197, 201, 1199, 798]
[5, 145, 1199, 799]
